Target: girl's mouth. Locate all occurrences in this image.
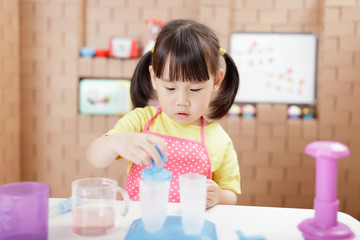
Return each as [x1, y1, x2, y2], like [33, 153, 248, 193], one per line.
[176, 112, 189, 119]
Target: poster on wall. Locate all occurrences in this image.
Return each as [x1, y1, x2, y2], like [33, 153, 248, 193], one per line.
[229, 32, 317, 105]
[79, 78, 133, 115]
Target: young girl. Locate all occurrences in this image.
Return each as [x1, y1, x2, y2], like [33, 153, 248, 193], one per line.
[87, 19, 241, 209]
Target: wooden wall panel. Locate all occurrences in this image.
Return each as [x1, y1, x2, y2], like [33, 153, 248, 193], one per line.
[0, 0, 20, 184]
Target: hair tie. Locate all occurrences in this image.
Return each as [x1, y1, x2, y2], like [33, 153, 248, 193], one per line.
[151, 47, 154, 53]
[220, 48, 226, 56]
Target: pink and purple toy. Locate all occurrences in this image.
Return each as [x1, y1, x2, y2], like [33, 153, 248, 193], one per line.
[298, 141, 355, 240]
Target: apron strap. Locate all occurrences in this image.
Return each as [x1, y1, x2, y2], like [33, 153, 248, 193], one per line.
[143, 107, 162, 131]
[200, 116, 211, 179]
[200, 116, 206, 146]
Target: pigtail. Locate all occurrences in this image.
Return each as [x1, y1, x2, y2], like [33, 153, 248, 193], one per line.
[130, 51, 154, 107]
[209, 52, 239, 119]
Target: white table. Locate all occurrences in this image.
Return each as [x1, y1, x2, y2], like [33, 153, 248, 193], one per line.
[48, 198, 360, 240]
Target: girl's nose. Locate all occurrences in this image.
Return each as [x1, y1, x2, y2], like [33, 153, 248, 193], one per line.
[176, 90, 190, 106]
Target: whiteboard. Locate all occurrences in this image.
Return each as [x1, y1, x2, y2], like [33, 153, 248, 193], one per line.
[229, 32, 317, 105]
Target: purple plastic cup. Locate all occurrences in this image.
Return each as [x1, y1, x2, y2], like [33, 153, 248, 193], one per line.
[0, 182, 49, 240]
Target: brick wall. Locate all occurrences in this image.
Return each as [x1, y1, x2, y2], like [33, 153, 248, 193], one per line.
[0, 0, 359, 220]
[318, 0, 360, 219]
[0, 0, 20, 183]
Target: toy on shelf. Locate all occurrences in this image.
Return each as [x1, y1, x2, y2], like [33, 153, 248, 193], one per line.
[287, 105, 301, 119]
[242, 104, 256, 118]
[95, 49, 109, 57]
[302, 106, 315, 120]
[79, 47, 96, 58]
[298, 141, 355, 240]
[79, 38, 140, 59]
[143, 18, 164, 54]
[109, 37, 140, 58]
[228, 104, 241, 117]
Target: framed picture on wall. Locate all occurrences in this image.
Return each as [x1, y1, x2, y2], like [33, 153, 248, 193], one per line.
[229, 32, 318, 105]
[79, 78, 133, 115]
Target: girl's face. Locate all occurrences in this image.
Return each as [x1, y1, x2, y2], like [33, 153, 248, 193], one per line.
[149, 61, 223, 126]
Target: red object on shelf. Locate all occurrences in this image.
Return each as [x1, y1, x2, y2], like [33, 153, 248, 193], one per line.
[129, 39, 140, 58]
[95, 49, 109, 57]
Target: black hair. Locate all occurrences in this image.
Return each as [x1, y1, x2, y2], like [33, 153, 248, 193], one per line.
[130, 19, 239, 119]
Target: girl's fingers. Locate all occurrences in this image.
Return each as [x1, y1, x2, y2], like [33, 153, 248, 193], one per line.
[140, 151, 152, 165]
[206, 180, 216, 192]
[145, 135, 167, 167]
[147, 135, 168, 155]
[142, 142, 162, 167]
[155, 139, 168, 156]
[118, 133, 167, 167]
[126, 149, 151, 166]
[206, 196, 215, 209]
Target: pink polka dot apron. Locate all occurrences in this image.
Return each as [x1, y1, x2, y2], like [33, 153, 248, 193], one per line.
[125, 107, 211, 202]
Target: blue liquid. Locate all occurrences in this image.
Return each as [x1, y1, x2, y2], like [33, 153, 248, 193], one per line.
[3, 234, 46, 240]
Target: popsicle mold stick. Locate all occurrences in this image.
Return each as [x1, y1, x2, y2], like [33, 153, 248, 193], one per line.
[298, 141, 355, 240]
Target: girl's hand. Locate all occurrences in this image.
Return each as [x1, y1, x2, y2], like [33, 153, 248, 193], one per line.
[206, 179, 221, 209]
[108, 132, 167, 168]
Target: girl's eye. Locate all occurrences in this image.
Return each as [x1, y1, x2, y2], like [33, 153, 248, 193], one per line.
[190, 88, 202, 92]
[166, 87, 175, 91]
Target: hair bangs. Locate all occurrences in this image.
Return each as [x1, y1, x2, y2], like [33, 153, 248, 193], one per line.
[152, 27, 212, 83]
[167, 47, 210, 82]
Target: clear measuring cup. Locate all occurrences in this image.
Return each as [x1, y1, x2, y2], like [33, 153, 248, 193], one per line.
[140, 146, 172, 233]
[71, 177, 129, 237]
